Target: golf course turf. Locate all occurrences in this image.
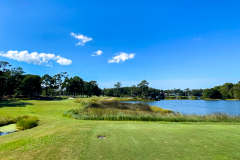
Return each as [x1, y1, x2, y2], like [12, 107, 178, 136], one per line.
[0, 99, 240, 160]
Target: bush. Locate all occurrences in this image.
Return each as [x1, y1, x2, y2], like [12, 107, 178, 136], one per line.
[0, 116, 16, 127]
[0, 115, 39, 130]
[150, 106, 174, 114]
[16, 116, 39, 130]
[178, 96, 188, 99]
[190, 96, 198, 100]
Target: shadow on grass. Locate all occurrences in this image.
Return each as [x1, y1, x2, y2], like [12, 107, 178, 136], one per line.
[0, 101, 33, 108]
[36, 98, 68, 101]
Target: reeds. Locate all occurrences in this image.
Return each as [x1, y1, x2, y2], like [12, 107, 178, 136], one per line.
[16, 115, 39, 130]
[67, 98, 240, 122]
[64, 109, 240, 122]
[0, 116, 16, 127]
[0, 115, 39, 130]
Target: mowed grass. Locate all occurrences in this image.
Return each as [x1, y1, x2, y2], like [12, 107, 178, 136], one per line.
[0, 100, 240, 160]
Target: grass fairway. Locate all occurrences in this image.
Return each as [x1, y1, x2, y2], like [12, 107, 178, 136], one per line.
[0, 100, 240, 160]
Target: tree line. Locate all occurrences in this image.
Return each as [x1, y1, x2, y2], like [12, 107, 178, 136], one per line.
[102, 80, 204, 100]
[1, 61, 240, 100]
[0, 61, 101, 99]
[102, 80, 165, 100]
[202, 82, 240, 100]
[103, 81, 240, 100]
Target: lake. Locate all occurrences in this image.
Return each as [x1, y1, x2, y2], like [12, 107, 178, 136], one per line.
[122, 100, 240, 115]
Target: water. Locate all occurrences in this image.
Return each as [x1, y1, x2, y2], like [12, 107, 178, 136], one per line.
[121, 100, 240, 115]
[0, 124, 17, 136]
[0, 131, 14, 136]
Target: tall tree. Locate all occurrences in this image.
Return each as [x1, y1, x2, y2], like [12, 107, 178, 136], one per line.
[202, 88, 222, 99]
[68, 76, 84, 97]
[220, 83, 233, 99]
[184, 88, 190, 96]
[41, 74, 53, 97]
[114, 82, 122, 97]
[130, 85, 139, 97]
[84, 81, 101, 97]
[6, 67, 25, 96]
[20, 75, 42, 97]
[53, 72, 68, 96]
[0, 61, 11, 98]
[137, 80, 149, 98]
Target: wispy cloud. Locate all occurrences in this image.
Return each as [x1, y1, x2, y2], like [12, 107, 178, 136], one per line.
[108, 52, 136, 63]
[70, 32, 92, 46]
[91, 50, 103, 56]
[193, 38, 202, 41]
[0, 50, 72, 67]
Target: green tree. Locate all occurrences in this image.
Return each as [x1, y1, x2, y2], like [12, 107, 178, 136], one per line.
[0, 61, 11, 99]
[202, 88, 222, 99]
[114, 82, 122, 97]
[53, 72, 68, 96]
[20, 74, 42, 97]
[41, 74, 54, 97]
[184, 88, 190, 96]
[137, 80, 149, 98]
[5, 67, 25, 96]
[219, 83, 233, 99]
[68, 76, 84, 97]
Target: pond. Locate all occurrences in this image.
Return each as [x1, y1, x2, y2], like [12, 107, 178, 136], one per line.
[121, 100, 240, 115]
[0, 124, 17, 136]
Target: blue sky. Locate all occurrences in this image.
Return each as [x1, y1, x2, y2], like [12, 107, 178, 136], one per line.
[1, 0, 240, 90]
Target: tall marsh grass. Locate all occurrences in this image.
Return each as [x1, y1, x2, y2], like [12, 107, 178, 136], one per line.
[0, 115, 39, 130]
[66, 98, 240, 122]
[16, 116, 39, 130]
[0, 116, 16, 127]
[64, 109, 240, 122]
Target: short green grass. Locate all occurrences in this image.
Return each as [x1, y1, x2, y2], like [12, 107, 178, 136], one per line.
[0, 99, 240, 160]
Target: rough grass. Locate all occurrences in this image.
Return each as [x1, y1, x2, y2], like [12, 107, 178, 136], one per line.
[64, 108, 240, 122]
[0, 99, 240, 159]
[75, 98, 172, 112]
[69, 98, 240, 122]
[0, 115, 39, 130]
[0, 116, 16, 127]
[97, 97, 155, 102]
[16, 116, 39, 130]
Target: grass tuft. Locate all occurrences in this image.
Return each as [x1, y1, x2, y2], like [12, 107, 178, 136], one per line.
[16, 116, 39, 130]
[0, 116, 16, 127]
[0, 115, 39, 130]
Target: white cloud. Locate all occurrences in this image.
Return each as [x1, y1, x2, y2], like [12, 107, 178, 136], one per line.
[70, 32, 92, 46]
[55, 56, 72, 65]
[0, 50, 72, 67]
[193, 38, 202, 41]
[108, 52, 136, 63]
[91, 50, 103, 56]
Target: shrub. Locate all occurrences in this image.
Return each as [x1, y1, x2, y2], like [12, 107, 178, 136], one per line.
[150, 106, 174, 114]
[0, 116, 16, 127]
[16, 116, 39, 130]
[0, 115, 39, 130]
